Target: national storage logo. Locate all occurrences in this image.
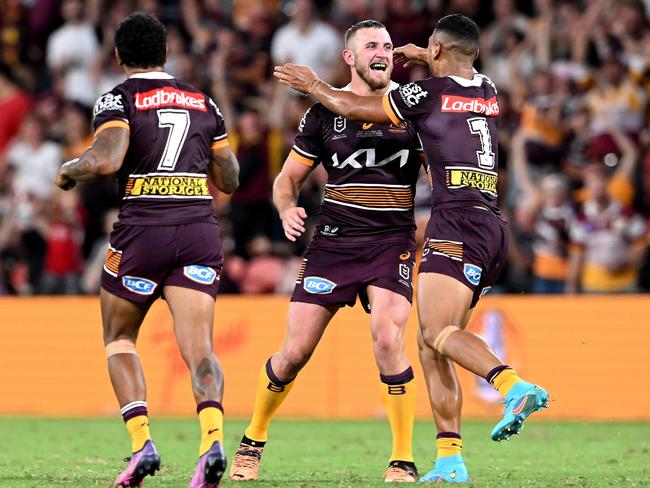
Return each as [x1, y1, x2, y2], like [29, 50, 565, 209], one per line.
[445, 166, 498, 195]
[124, 174, 210, 199]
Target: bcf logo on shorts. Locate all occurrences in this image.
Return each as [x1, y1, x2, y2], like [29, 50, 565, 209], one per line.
[183, 265, 217, 285]
[122, 276, 157, 295]
[463, 264, 482, 286]
[303, 276, 337, 294]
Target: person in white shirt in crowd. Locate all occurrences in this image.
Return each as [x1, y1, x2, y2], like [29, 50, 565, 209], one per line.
[46, 0, 99, 107]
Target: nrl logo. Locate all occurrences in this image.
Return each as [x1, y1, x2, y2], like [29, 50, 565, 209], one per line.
[334, 116, 346, 133]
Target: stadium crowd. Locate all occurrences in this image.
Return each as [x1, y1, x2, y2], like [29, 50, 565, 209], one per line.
[1, 0, 649, 295]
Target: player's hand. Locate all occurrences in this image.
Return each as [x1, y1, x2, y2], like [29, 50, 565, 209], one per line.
[394, 44, 428, 67]
[55, 171, 76, 191]
[274, 64, 321, 95]
[280, 206, 307, 242]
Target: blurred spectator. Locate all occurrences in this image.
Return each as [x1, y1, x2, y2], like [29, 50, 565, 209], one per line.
[5, 115, 62, 200]
[46, 0, 99, 106]
[38, 189, 85, 294]
[517, 69, 568, 171]
[0, 64, 32, 161]
[271, 0, 342, 83]
[567, 162, 647, 293]
[585, 56, 646, 153]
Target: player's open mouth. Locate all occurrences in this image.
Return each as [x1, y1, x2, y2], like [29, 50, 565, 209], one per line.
[370, 62, 387, 71]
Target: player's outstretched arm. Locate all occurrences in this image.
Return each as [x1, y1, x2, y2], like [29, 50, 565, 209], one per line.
[208, 145, 240, 194]
[274, 64, 390, 124]
[55, 127, 129, 190]
[273, 156, 314, 242]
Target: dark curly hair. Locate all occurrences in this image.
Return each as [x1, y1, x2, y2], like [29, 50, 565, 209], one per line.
[115, 12, 166, 68]
[434, 14, 480, 56]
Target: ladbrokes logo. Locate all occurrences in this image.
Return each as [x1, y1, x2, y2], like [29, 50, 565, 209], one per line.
[125, 175, 210, 198]
[441, 95, 499, 116]
[134, 87, 207, 111]
[446, 166, 498, 194]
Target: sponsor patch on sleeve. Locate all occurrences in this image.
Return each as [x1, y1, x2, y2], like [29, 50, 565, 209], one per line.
[398, 82, 429, 108]
[94, 93, 125, 116]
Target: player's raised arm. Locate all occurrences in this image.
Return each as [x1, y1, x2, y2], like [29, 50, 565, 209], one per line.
[273, 155, 315, 242]
[208, 144, 240, 194]
[55, 125, 129, 190]
[393, 43, 429, 68]
[274, 64, 390, 124]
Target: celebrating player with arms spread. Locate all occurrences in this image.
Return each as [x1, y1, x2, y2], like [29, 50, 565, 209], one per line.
[56, 13, 239, 488]
[275, 14, 549, 483]
[229, 20, 422, 483]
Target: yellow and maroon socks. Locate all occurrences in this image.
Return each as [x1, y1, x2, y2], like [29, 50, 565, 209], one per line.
[243, 358, 295, 444]
[197, 400, 224, 455]
[486, 365, 523, 397]
[121, 401, 151, 453]
[380, 366, 417, 464]
[436, 432, 463, 459]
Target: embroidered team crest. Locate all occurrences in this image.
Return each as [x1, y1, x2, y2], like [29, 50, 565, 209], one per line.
[334, 116, 346, 133]
[463, 263, 482, 286]
[399, 263, 411, 280]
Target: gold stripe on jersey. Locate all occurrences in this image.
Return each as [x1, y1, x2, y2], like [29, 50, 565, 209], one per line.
[211, 138, 230, 150]
[425, 239, 464, 262]
[94, 119, 130, 138]
[124, 174, 211, 199]
[104, 246, 122, 276]
[324, 184, 413, 211]
[383, 93, 402, 126]
[289, 149, 315, 167]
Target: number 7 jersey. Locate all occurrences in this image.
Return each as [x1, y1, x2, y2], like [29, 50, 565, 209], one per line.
[92, 71, 229, 225]
[382, 73, 500, 214]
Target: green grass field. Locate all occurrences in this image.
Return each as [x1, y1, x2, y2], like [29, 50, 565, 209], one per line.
[1, 418, 649, 487]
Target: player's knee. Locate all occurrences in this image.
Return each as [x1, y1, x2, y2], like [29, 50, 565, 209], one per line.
[372, 327, 403, 359]
[422, 325, 461, 354]
[278, 347, 312, 375]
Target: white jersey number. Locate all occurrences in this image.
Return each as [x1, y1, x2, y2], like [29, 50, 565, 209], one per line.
[157, 109, 190, 170]
[467, 117, 495, 170]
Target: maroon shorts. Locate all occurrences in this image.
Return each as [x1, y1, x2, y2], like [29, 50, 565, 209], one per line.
[101, 222, 223, 305]
[418, 207, 509, 308]
[291, 236, 416, 313]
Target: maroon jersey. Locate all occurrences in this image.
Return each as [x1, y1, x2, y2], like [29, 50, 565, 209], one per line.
[92, 72, 229, 225]
[383, 73, 500, 214]
[290, 85, 423, 238]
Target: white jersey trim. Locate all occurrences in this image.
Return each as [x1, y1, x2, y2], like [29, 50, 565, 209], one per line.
[323, 198, 411, 212]
[128, 71, 174, 79]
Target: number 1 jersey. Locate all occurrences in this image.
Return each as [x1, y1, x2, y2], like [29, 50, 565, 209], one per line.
[92, 72, 229, 225]
[383, 73, 500, 214]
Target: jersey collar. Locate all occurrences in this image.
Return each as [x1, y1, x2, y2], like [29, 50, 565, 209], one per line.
[128, 71, 174, 80]
[448, 75, 483, 87]
[340, 80, 399, 94]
